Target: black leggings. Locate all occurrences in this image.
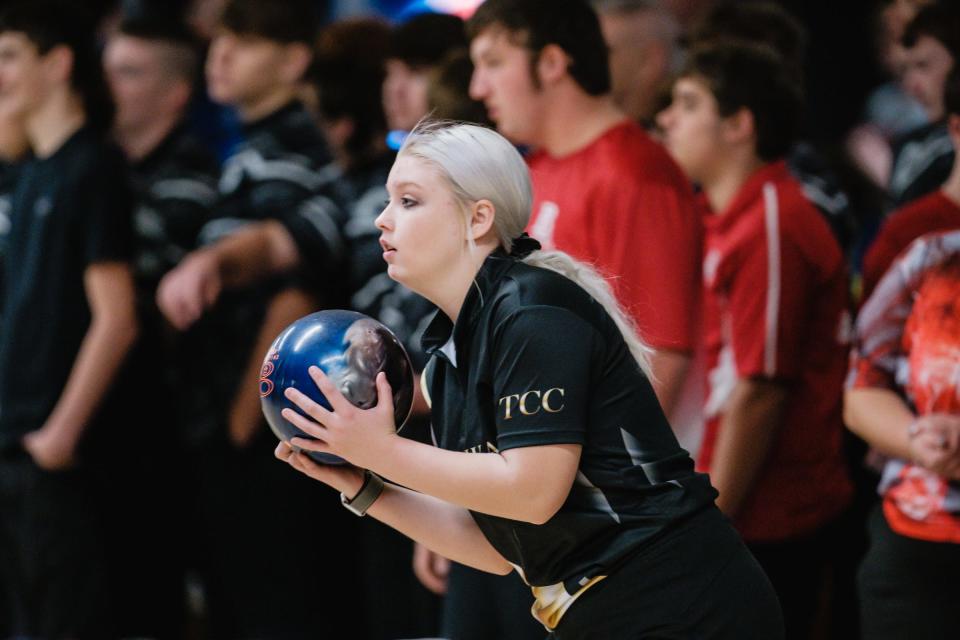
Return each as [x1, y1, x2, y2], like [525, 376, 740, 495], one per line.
[549, 508, 784, 640]
[858, 504, 960, 640]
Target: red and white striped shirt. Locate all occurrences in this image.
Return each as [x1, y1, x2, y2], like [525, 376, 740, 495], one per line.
[697, 160, 853, 542]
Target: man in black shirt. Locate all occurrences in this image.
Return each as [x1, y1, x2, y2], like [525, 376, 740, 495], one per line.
[102, 16, 220, 638]
[158, 2, 361, 637]
[0, 2, 137, 637]
[158, 18, 438, 636]
[889, 3, 959, 208]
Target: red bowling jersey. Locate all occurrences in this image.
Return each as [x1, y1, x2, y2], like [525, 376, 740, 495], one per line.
[697, 161, 853, 542]
[861, 189, 960, 301]
[526, 120, 702, 352]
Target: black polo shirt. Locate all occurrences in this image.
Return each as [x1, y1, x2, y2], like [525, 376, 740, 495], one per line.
[0, 161, 21, 322]
[179, 101, 346, 446]
[890, 121, 955, 209]
[129, 124, 219, 299]
[0, 127, 133, 446]
[421, 251, 716, 593]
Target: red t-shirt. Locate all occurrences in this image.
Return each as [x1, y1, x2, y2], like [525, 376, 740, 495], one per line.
[526, 120, 702, 352]
[862, 190, 960, 300]
[697, 161, 853, 542]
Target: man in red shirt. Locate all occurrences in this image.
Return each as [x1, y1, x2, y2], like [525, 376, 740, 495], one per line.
[863, 65, 960, 300]
[467, 0, 702, 425]
[658, 41, 853, 638]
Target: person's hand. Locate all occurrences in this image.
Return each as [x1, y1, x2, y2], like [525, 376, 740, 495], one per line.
[156, 249, 222, 330]
[413, 542, 450, 595]
[281, 366, 399, 471]
[909, 414, 960, 478]
[274, 440, 365, 495]
[22, 427, 77, 471]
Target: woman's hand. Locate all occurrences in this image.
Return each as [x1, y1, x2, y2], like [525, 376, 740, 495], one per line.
[280, 366, 400, 472]
[909, 414, 960, 478]
[274, 440, 365, 495]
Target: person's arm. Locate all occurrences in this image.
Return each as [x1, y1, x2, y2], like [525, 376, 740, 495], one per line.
[708, 378, 788, 518]
[157, 220, 301, 330]
[22, 262, 139, 469]
[276, 443, 513, 575]
[283, 368, 582, 525]
[649, 348, 691, 418]
[844, 387, 915, 460]
[228, 287, 318, 447]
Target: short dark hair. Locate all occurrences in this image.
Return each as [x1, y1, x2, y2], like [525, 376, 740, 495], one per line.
[902, 3, 960, 60]
[682, 41, 802, 162]
[946, 64, 960, 118]
[389, 12, 466, 69]
[0, 0, 114, 131]
[220, 0, 318, 45]
[428, 50, 491, 126]
[693, 1, 807, 85]
[312, 18, 390, 159]
[467, 0, 610, 96]
[117, 16, 202, 84]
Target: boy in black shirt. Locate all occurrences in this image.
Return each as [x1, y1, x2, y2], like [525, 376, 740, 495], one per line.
[160, 2, 360, 637]
[0, 2, 137, 637]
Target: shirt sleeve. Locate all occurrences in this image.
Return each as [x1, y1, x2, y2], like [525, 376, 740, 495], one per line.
[279, 191, 348, 274]
[490, 306, 598, 451]
[725, 221, 812, 381]
[81, 148, 134, 266]
[589, 177, 702, 353]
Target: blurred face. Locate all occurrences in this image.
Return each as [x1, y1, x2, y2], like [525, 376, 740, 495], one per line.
[206, 29, 290, 108]
[902, 35, 955, 121]
[657, 76, 725, 184]
[104, 35, 186, 132]
[469, 28, 544, 145]
[0, 32, 48, 122]
[598, 10, 663, 122]
[375, 154, 466, 292]
[383, 59, 430, 131]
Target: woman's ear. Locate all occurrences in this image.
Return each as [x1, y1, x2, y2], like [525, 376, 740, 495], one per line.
[469, 198, 497, 242]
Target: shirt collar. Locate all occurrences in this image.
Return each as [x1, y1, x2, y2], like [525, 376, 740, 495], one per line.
[718, 159, 790, 221]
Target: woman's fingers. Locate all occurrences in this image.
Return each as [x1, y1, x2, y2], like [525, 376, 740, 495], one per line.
[375, 372, 394, 415]
[289, 435, 330, 453]
[281, 406, 327, 438]
[284, 386, 335, 425]
[308, 366, 356, 415]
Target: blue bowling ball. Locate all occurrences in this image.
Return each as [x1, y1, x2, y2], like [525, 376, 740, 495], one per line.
[260, 310, 415, 464]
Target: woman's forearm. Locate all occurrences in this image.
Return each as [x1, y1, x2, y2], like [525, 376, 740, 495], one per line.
[367, 437, 579, 525]
[844, 387, 914, 460]
[366, 483, 512, 575]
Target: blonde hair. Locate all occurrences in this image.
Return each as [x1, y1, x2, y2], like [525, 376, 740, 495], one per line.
[399, 120, 653, 377]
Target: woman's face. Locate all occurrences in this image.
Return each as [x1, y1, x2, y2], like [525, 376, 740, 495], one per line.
[375, 154, 467, 293]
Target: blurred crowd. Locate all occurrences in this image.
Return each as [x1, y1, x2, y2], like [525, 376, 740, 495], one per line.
[0, 0, 957, 639]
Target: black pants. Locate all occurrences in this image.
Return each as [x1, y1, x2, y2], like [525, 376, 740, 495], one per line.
[747, 506, 863, 640]
[549, 508, 783, 640]
[0, 451, 111, 639]
[441, 562, 546, 640]
[184, 430, 364, 640]
[360, 517, 442, 640]
[858, 504, 960, 639]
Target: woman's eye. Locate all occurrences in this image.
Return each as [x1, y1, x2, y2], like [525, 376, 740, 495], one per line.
[400, 197, 417, 208]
